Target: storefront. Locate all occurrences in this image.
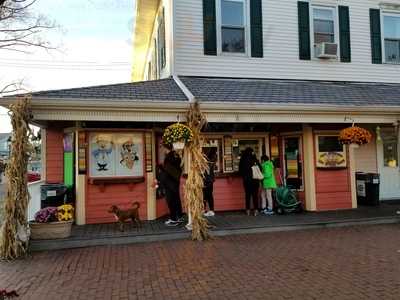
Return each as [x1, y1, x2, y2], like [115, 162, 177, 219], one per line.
[2, 76, 399, 225]
[39, 121, 374, 225]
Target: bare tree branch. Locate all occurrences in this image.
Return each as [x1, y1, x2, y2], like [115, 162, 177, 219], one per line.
[0, 79, 25, 95]
[0, 0, 57, 53]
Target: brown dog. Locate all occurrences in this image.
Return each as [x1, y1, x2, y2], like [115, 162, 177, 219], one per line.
[108, 201, 141, 231]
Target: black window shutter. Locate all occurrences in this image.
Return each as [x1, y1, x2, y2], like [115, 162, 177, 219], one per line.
[298, 1, 311, 60]
[339, 6, 351, 62]
[203, 0, 217, 55]
[370, 9, 382, 64]
[250, 0, 263, 58]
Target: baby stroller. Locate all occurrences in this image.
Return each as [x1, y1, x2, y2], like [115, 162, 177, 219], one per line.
[274, 185, 303, 215]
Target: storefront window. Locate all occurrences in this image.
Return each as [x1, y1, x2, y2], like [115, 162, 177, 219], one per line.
[202, 139, 221, 172]
[89, 133, 144, 178]
[382, 129, 398, 168]
[232, 139, 262, 172]
[316, 135, 346, 168]
[283, 137, 303, 190]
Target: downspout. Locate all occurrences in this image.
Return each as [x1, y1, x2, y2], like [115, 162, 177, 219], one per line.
[173, 75, 195, 102]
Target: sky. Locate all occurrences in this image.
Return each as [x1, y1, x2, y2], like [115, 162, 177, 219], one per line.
[0, 0, 135, 133]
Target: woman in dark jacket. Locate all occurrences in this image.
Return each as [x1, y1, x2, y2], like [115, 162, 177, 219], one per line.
[203, 149, 216, 217]
[158, 149, 183, 226]
[239, 147, 260, 216]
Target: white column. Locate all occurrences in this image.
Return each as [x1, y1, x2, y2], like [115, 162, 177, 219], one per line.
[302, 124, 317, 211]
[349, 144, 358, 209]
[75, 131, 86, 225]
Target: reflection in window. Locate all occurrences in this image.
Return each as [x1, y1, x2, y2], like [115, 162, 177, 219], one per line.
[221, 0, 246, 53]
[284, 137, 303, 190]
[313, 8, 335, 44]
[384, 15, 400, 64]
[382, 129, 398, 167]
[232, 139, 261, 171]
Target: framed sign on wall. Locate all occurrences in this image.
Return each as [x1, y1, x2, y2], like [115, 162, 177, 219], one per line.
[316, 135, 347, 169]
[89, 133, 144, 178]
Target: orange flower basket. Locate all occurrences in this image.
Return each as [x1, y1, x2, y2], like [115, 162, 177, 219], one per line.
[339, 126, 372, 145]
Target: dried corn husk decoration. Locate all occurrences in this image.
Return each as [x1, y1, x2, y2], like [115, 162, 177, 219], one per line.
[0, 97, 33, 260]
[184, 102, 210, 241]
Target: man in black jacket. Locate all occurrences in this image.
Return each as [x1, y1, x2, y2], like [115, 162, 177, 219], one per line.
[158, 149, 184, 226]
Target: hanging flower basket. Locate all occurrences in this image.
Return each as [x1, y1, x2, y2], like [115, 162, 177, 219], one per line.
[162, 123, 193, 149]
[339, 126, 372, 146]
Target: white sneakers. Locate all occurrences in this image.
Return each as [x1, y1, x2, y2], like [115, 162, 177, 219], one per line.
[204, 211, 215, 217]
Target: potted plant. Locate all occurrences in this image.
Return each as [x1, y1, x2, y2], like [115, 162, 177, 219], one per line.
[29, 204, 74, 240]
[162, 123, 193, 150]
[339, 126, 372, 147]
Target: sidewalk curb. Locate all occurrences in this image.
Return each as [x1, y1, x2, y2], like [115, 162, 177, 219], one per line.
[29, 216, 400, 252]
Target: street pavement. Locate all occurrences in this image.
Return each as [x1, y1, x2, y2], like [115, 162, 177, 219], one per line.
[1, 224, 400, 300]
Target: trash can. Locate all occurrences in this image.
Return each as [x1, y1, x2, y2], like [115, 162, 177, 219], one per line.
[40, 184, 68, 208]
[356, 172, 380, 206]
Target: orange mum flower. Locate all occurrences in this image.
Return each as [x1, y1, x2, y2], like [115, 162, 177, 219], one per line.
[339, 126, 372, 145]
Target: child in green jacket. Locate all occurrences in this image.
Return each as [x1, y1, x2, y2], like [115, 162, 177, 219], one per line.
[261, 155, 277, 215]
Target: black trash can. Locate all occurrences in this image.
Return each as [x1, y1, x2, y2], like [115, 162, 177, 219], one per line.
[356, 172, 380, 206]
[40, 184, 68, 208]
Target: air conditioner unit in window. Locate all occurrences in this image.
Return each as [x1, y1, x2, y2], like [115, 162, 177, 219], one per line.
[315, 42, 338, 59]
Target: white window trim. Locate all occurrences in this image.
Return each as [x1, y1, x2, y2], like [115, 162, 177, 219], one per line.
[381, 11, 400, 64]
[216, 0, 251, 57]
[309, 5, 340, 60]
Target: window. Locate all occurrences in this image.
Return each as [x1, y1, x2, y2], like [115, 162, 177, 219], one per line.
[283, 137, 303, 190]
[89, 133, 144, 178]
[220, 0, 247, 53]
[157, 8, 166, 70]
[316, 135, 347, 168]
[382, 128, 398, 167]
[313, 7, 336, 44]
[383, 14, 400, 64]
[151, 39, 158, 80]
[202, 139, 222, 173]
[231, 138, 262, 171]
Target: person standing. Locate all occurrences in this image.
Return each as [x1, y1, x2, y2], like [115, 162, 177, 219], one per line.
[158, 148, 184, 226]
[260, 155, 277, 215]
[203, 149, 216, 217]
[239, 147, 260, 216]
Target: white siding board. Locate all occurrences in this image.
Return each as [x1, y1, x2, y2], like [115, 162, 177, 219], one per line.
[173, 0, 400, 83]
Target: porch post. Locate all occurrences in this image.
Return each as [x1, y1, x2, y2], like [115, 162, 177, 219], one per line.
[146, 130, 157, 220]
[349, 145, 358, 209]
[302, 124, 317, 211]
[75, 130, 86, 225]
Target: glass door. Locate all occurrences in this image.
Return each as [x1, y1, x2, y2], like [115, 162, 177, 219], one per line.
[283, 136, 303, 190]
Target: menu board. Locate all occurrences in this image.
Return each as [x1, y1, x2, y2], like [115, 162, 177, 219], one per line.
[223, 137, 233, 172]
[145, 132, 153, 172]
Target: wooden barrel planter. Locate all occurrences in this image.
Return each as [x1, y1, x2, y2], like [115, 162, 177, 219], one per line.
[29, 220, 73, 240]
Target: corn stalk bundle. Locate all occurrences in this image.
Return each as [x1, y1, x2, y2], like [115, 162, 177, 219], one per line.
[0, 97, 32, 260]
[184, 102, 210, 241]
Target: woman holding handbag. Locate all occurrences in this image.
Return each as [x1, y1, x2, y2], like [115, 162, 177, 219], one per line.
[239, 147, 262, 216]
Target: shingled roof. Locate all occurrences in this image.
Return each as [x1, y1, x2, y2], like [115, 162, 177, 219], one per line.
[18, 76, 400, 107]
[28, 78, 187, 101]
[180, 77, 400, 107]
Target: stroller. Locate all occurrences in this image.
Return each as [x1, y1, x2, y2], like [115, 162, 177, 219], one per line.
[274, 167, 303, 215]
[274, 186, 303, 214]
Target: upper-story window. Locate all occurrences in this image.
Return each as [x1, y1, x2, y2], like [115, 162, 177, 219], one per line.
[383, 14, 400, 64]
[219, 0, 248, 54]
[313, 7, 336, 44]
[311, 6, 338, 58]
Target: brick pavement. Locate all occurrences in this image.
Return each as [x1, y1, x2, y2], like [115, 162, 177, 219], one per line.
[1, 224, 400, 300]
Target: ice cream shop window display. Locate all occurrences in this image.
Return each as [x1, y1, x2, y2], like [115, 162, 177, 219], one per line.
[89, 133, 144, 178]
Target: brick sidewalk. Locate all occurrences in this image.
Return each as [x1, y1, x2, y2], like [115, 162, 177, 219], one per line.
[1, 224, 400, 300]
